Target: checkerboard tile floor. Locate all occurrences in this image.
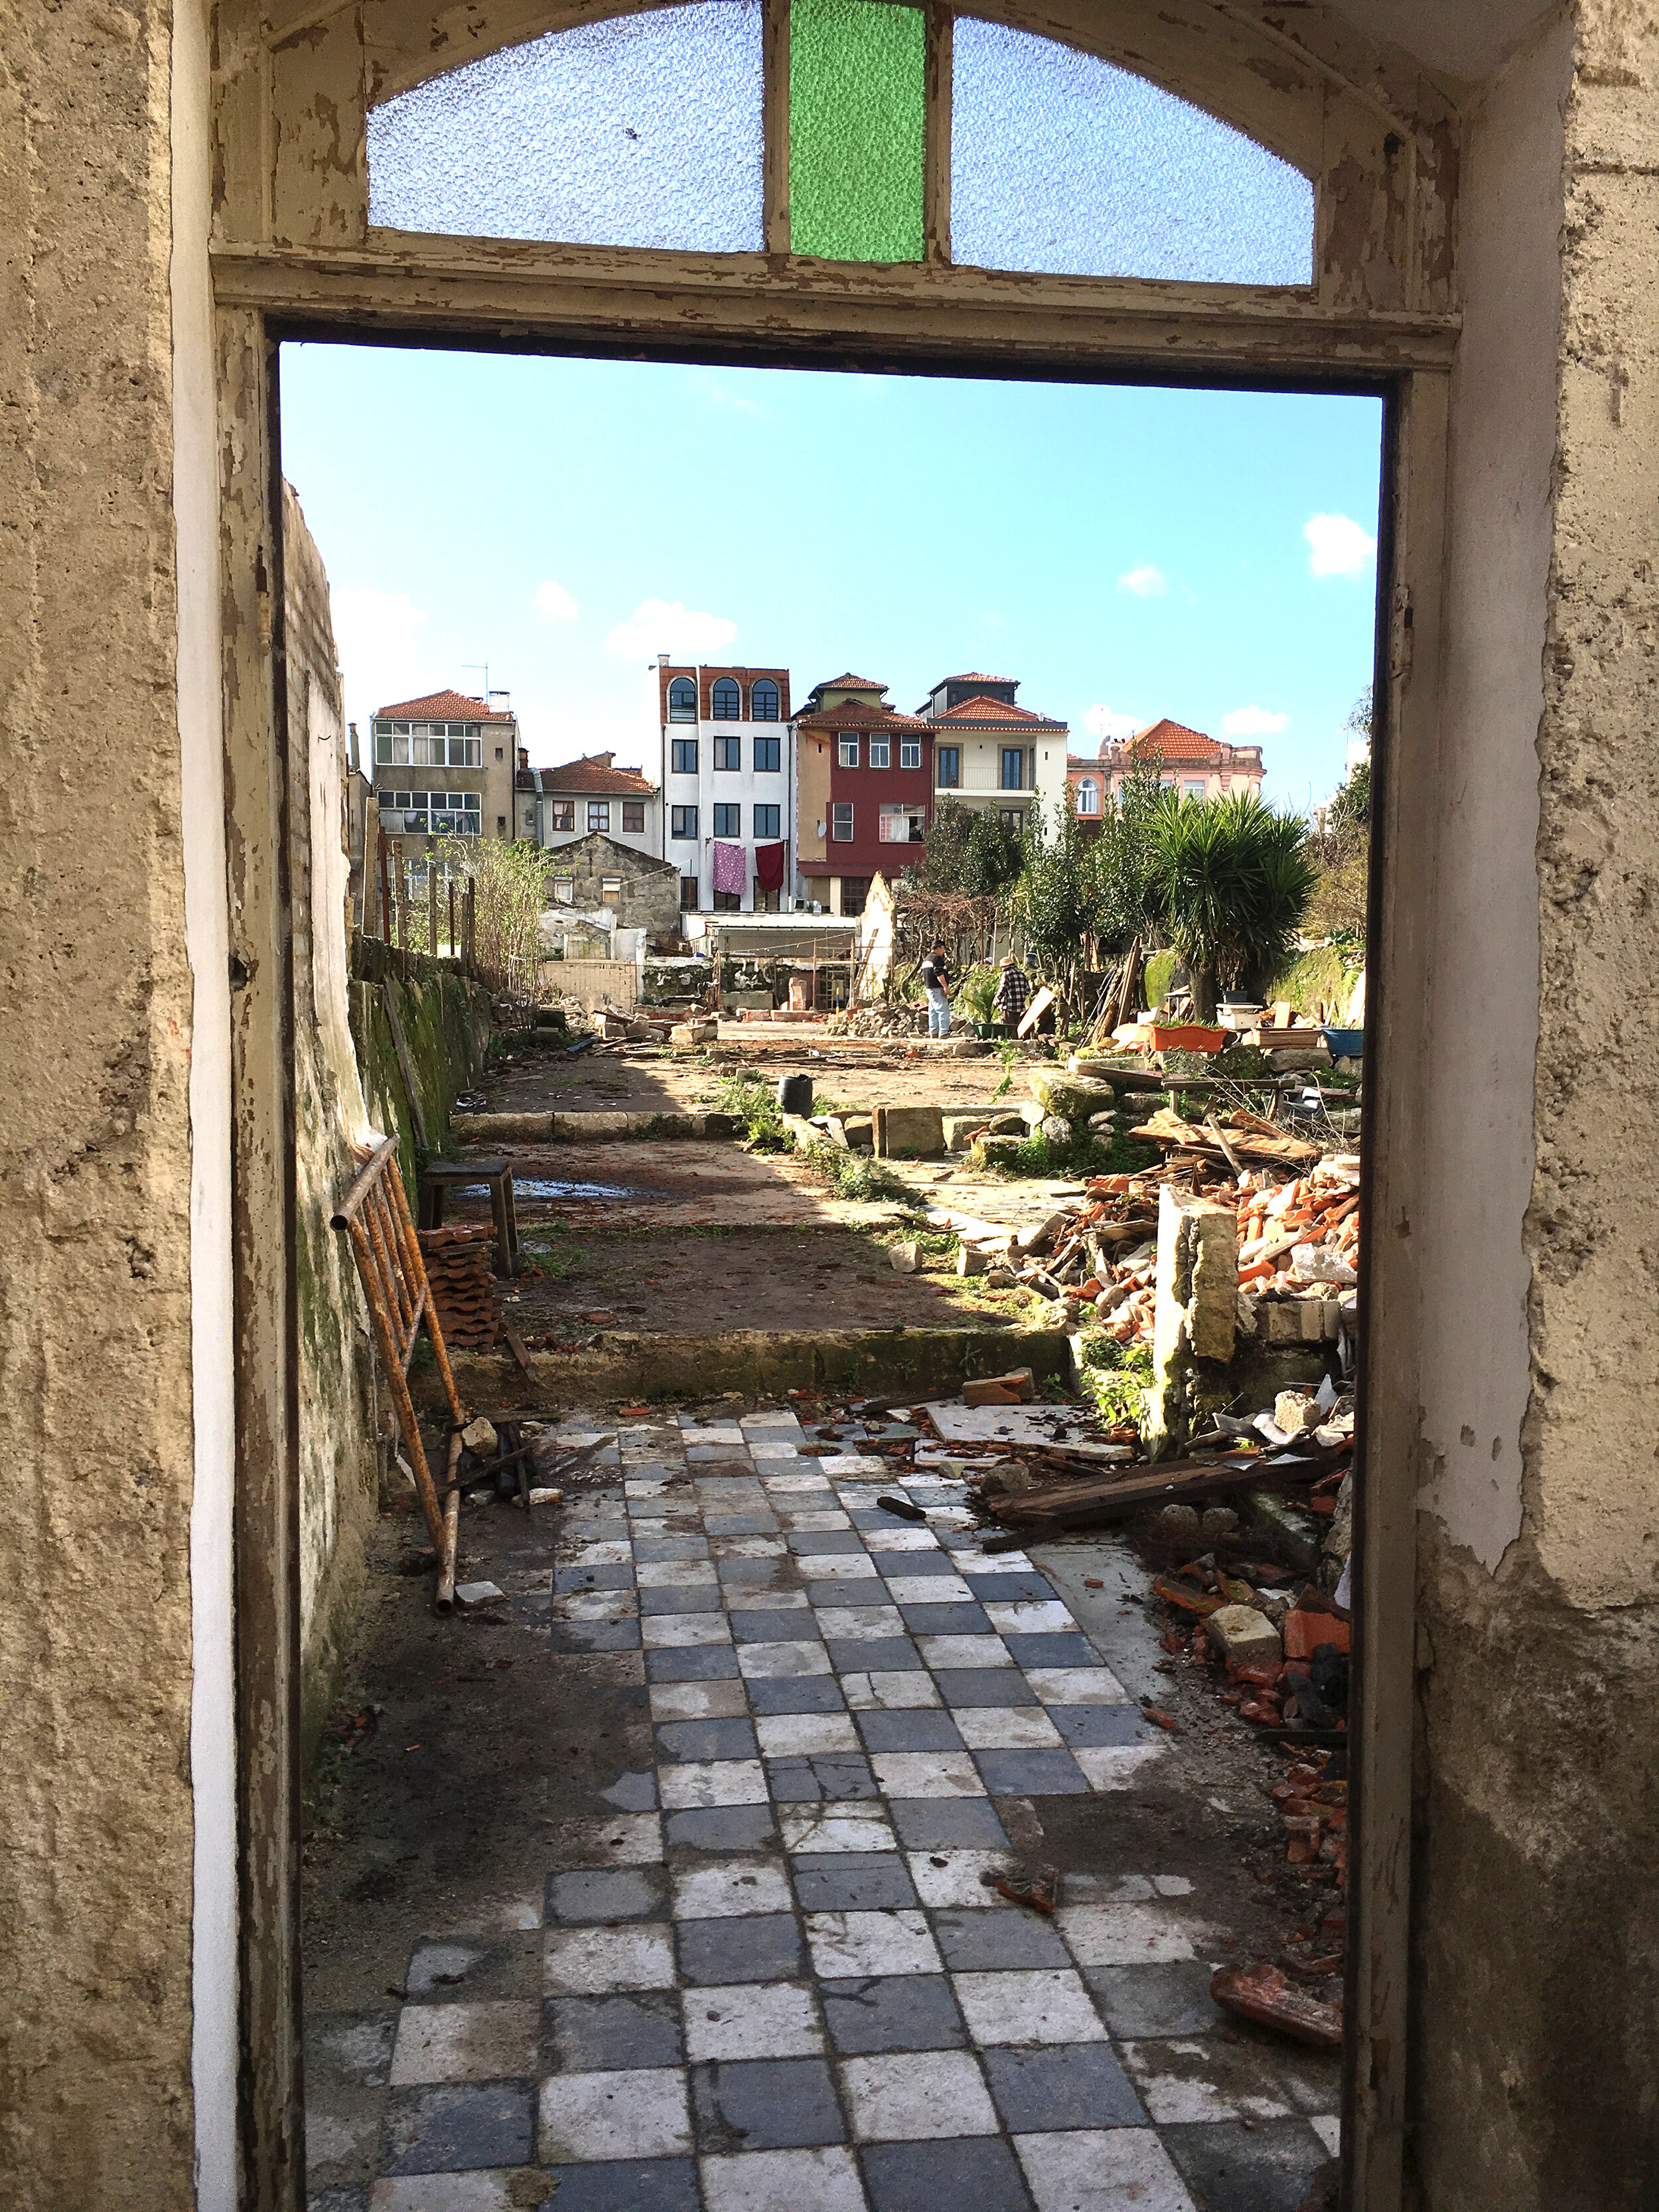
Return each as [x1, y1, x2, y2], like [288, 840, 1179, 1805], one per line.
[311, 1408, 1339, 2212]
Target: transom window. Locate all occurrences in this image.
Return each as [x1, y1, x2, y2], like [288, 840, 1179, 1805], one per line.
[368, 4, 1313, 284]
[879, 800, 926, 843]
[1075, 778, 1099, 815]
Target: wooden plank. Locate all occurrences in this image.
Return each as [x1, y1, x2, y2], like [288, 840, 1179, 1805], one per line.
[996, 1449, 1340, 1529]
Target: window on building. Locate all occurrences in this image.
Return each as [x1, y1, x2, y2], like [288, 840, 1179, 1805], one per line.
[899, 739, 921, 769]
[936, 745, 960, 788]
[869, 738, 891, 769]
[495, 746, 504, 761]
[754, 734, 781, 773]
[1075, 778, 1098, 815]
[713, 734, 741, 771]
[671, 804, 699, 840]
[713, 889, 743, 911]
[548, 798, 575, 832]
[838, 734, 859, 769]
[553, 872, 575, 904]
[589, 801, 611, 832]
[622, 800, 646, 834]
[831, 802, 854, 842]
[600, 874, 622, 904]
[999, 806, 1024, 831]
[672, 737, 699, 774]
[1183, 777, 1206, 800]
[668, 676, 697, 722]
[497, 814, 508, 833]
[1001, 747, 1026, 790]
[751, 678, 780, 721]
[840, 877, 871, 917]
[754, 804, 780, 838]
[680, 875, 699, 909]
[713, 802, 740, 837]
[711, 676, 741, 719]
[878, 800, 926, 843]
[753, 885, 781, 914]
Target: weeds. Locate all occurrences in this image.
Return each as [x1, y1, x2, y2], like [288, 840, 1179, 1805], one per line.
[711, 1069, 790, 1150]
[804, 1143, 915, 1205]
[979, 1125, 1158, 1181]
[1077, 1337, 1153, 1428]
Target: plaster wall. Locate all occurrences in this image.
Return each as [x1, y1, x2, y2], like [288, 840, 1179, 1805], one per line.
[0, 0, 200, 2200]
[1410, 10, 1659, 2206]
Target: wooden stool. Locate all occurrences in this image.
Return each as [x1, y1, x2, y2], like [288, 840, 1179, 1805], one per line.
[419, 1157, 520, 1278]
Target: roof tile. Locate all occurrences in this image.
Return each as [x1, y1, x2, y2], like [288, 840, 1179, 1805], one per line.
[374, 688, 516, 723]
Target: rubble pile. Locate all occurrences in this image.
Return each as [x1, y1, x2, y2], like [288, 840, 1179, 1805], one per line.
[822, 1001, 930, 1038]
[417, 1224, 499, 1349]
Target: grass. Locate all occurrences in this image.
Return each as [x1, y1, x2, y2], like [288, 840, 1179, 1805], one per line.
[711, 1069, 790, 1150]
[803, 1143, 915, 1205]
[977, 1125, 1159, 1181]
[1076, 1337, 1153, 1427]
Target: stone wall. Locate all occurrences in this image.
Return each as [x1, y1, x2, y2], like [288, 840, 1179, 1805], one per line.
[550, 831, 681, 935]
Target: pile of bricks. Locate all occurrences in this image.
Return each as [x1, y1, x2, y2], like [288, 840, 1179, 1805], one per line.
[417, 1224, 498, 1349]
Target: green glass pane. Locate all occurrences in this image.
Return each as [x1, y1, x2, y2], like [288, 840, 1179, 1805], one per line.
[790, 0, 924, 262]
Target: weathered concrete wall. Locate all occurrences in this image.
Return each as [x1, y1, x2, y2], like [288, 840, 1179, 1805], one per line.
[0, 0, 200, 2199]
[350, 941, 494, 1194]
[551, 830, 682, 933]
[1411, 11, 1659, 2208]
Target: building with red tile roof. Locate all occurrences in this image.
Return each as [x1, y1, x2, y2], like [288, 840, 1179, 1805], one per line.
[1086, 717, 1265, 808]
[794, 676, 934, 918]
[538, 753, 660, 855]
[916, 672, 1069, 826]
[368, 686, 528, 842]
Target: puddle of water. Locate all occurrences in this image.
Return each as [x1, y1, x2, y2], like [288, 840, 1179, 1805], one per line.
[454, 1177, 638, 1202]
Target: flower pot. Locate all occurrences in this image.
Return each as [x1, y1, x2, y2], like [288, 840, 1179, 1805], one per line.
[1150, 1023, 1228, 1053]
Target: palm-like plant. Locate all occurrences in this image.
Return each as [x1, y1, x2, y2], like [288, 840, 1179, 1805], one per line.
[1149, 792, 1317, 1019]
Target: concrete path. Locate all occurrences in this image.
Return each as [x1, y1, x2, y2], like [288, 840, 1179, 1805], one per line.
[309, 1408, 1338, 2210]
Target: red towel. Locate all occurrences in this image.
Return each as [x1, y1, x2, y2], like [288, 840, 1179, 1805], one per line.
[755, 841, 787, 891]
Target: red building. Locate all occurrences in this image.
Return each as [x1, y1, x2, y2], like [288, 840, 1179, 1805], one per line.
[792, 674, 933, 916]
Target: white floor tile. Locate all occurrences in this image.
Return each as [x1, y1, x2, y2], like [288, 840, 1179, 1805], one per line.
[916, 1635, 1012, 1670]
[776, 1509, 851, 1530]
[857, 1526, 940, 1552]
[814, 1606, 904, 1640]
[738, 1641, 833, 1679]
[369, 2176, 520, 2212]
[806, 1910, 942, 1979]
[755, 1712, 860, 1757]
[839, 2049, 999, 2141]
[983, 1601, 1077, 1634]
[553, 1593, 638, 1622]
[1074, 1746, 1170, 1792]
[672, 1860, 794, 1919]
[950, 1550, 1031, 1573]
[658, 1760, 770, 1809]
[904, 1850, 1013, 1909]
[952, 1707, 1063, 1750]
[1153, 1875, 1194, 1897]
[650, 1680, 751, 1722]
[731, 1587, 812, 1611]
[1015, 2130, 1197, 2212]
[543, 1923, 676, 1994]
[1023, 1666, 1132, 1706]
[869, 1751, 986, 1798]
[1055, 1905, 1196, 1966]
[952, 1968, 1108, 2046]
[636, 1560, 718, 1588]
[567, 1540, 632, 1568]
[642, 1614, 733, 1649]
[539, 2067, 695, 2162]
[841, 1670, 942, 1710]
[762, 1475, 833, 1493]
[794, 1553, 879, 1581]
[780, 1810, 897, 1854]
[818, 1454, 889, 1475]
[1118, 2041, 1293, 2124]
[699, 2146, 866, 2212]
[1311, 2114, 1342, 2156]
[710, 1535, 787, 1559]
[884, 1574, 972, 1605]
[388, 2000, 540, 2085]
[684, 1981, 824, 2061]
[561, 1813, 664, 1865]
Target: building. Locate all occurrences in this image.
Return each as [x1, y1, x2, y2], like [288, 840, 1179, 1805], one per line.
[1089, 719, 1265, 806]
[657, 660, 792, 914]
[917, 672, 1069, 827]
[793, 674, 934, 917]
[368, 687, 522, 843]
[537, 751, 659, 857]
[540, 832, 683, 963]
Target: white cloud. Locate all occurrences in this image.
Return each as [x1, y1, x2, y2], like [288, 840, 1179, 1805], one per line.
[1304, 512, 1377, 577]
[1083, 704, 1140, 741]
[605, 597, 738, 660]
[1116, 563, 1167, 598]
[1222, 705, 1290, 737]
[535, 579, 579, 622]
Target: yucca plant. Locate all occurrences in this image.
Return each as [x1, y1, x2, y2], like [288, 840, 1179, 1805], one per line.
[1149, 792, 1317, 1019]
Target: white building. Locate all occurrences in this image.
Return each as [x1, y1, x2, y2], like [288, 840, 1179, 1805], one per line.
[656, 659, 794, 915]
[916, 672, 1070, 830]
[536, 752, 660, 857]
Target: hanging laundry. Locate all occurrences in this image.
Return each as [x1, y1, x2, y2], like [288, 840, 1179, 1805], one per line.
[755, 841, 787, 891]
[711, 840, 747, 895]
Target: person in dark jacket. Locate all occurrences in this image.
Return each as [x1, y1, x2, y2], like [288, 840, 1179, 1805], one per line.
[919, 944, 952, 1037]
[994, 954, 1031, 1036]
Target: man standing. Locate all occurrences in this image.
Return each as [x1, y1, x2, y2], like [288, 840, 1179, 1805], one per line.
[919, 942, 952, 1038]
[994, 952, 1031, 1037]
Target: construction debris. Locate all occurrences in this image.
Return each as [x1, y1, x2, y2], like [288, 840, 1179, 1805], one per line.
[1210, 1962, 1342, 2049]
[417, 1224, 500, 1349]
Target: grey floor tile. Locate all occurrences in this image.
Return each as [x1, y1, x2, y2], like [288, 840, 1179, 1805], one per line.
[973, 1747, 1090, 1796]
[888, 1799, 1011, 1850]
[1000, 1634, 1100, 1670]
[867, 1550, 960, 1578]
[381, 2082, 536, 2173]
[306, 2191, 368, 2212]
[747, 1676, 848, 1716]
[861, 2137, 1034, 2212]
[557, 1563, 636, 1593]
[1086, 1962, 1228, 2039]
[691, 2057, 847, 2150]
[1159, 2118, 1333, 2212]
[821, 1973, 967, 2055]
[666, 1805, 778, 1851]
[538, 2157, 702, 2212]
[648, 1647, 743, 1682]
[403, 1935, 538, 2003]
[656, 1718, 760, 1763]
[855, 1710, 966, 1754]
[825, 1638, 923, 1674]
[640, 1585, 727, 1615]
[547, 1867, 668, 1925]
[786, 1530, 869, 1556]
[678, 1914, 806, 1986]
[899, 1603, 993, 1636]
[601, 1769, 660, 1812]
[962, 1573, 1052, 1602]
[731, 1609, 823, 1644]
[766, 1755, 879, 1803]
[935, 1669, 1039, 1708]
[719, 1558, 794, 1587]
[634, 1536, 713, 1562]
[305, 2010, 396, 2086]
[1046, 1704, 1149, 1747]
[547, 1992, 684, 2072]
[792, 1854, 918, 1913]
[705, 1513, 782, 1535]
[931, 1909, 1070, 1972]
[981, 2043, 1145, 2133]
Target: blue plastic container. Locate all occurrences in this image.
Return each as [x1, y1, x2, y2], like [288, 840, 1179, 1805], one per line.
[1323, 1026, 1364, 1059]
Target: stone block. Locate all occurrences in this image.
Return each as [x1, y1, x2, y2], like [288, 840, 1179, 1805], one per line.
[1029, 1067, 1124, 1122]
[956, 1245, 987, 1276]
[1265, 1046, 1332, 1073]
[1145, 1187, 1238, 1458]
[942, 1113, 991, 1153]
[1262, 1303, 1305, 1345]
[1039, 1114, 1072, 1145]
[874, 1104, 945, 1158]
[977, 1135, 1026, 1164]
[1274, 1392, 1321, 1434]
[1204, 1605, 1283, 1668]
[889, 1241, 920, 1275]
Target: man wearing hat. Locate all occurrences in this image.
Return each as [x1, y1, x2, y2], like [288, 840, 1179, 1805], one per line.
[993, 953, 1031, 1037]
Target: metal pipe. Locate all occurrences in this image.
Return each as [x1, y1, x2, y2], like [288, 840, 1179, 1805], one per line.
[332, 1133, 399, 1228]
[435, 1429, 464, 1612]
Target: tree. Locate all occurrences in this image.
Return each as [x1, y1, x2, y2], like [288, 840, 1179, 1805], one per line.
[1149, 792, 1317, 1020]
[1006, 794, 1107, 1016]
[919, 797, 1023, 897]
[1328, 756, 1370, 844]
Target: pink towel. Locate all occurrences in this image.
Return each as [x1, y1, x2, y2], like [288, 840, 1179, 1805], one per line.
[711, 840, 747, 895]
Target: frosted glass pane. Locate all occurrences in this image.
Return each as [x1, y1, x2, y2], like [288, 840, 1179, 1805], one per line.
[368, 2, 763, 250]
[790, 0, 924, 263]
[952, 19, 1313, 284]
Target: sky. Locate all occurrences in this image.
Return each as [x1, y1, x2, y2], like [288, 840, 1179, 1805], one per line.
[279, 344, 1382, 812]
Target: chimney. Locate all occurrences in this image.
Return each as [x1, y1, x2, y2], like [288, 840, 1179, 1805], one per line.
[519, 746, 530, 767]
[656, 652, 670, 668]
[489, 689, 512, 713]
